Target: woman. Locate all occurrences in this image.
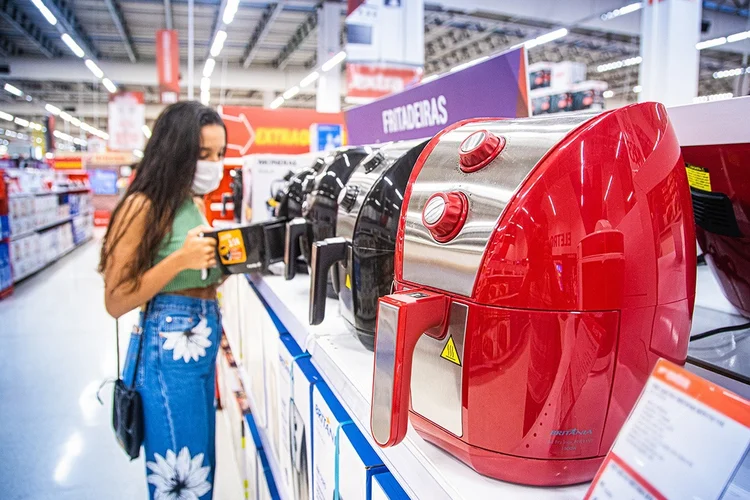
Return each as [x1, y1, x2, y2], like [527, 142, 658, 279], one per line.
[100, 101, 226, 500]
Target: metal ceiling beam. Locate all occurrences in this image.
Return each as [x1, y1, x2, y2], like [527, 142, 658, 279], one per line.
[0, 0, 60, 58]
[242, 2, 284, 68]
[0, 32, 21, 57]
[164, 0, 173, 29]
[102, 0, 137, 63]
[43, 0, 98, 58]
[272, 8, 317, 70]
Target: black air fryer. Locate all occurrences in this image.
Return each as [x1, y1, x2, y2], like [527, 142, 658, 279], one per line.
[284, 147, 371, 283]
[205, 157, 327, 275]
[308, 140, 428, 349]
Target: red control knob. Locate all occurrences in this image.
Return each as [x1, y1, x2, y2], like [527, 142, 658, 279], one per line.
[422, 192, 468, 243]
[459, 129, 505, 173]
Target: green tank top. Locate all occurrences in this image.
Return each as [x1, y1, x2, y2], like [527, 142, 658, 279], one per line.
[154, 199, 222, 293]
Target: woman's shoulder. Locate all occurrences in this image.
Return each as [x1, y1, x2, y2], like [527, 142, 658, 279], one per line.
[121, 192, 152, 212]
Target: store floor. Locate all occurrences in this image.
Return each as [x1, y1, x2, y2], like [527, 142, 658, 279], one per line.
[0, 234, 244, 499]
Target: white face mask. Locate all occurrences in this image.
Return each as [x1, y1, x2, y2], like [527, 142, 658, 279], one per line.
[192, 159, 224, 194]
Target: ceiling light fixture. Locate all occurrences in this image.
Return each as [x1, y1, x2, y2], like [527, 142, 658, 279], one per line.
[45, 104, 61, 115]
[633, 85, 643, 93]
[61, 34, 85, 58]
[203, 58, 216, 78]
[524, 28, 568, 49]
[300, 71, 320, 88]
[223, 0, 240, 24]
[270, 95, 284, 109]
[101, 78, 117, 93]
[597, 56, 642, 73]
[85, 59, 104, 79]
[283, 86, 300, 99]
[200, 77, 211, 92]
[713, 67, 750, 79]
[200, 90, 210, 105]
[601, 2, 642, 21]
[603, 90, 615, 98]
[0, 111, 13, 122]
[693, 93, 733, 103]
[210, 30, 227, 58]
[4, 83, 22, 97]
[421, 74, 440, 84]
[696, 37, 727, 50]
[450, 56, 488, 73]
[321, 51, 347, 72]
[31, 0, 58, 26]
[142, 125, 152, 138]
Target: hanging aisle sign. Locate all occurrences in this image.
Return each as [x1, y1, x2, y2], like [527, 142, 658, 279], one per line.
[156, 30, 180, 103]
[344, 47, 530, 144]
[108, 91, 146, 152]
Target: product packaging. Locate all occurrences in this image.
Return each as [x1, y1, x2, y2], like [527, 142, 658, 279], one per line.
[244, 415, 262, 500]
[371, 472, 409, 500]
[219, 275, 242, 356]
[312, 384, 386, 500]
[278, 333, 320, 500]
[240, 278, 270, 429]
[218, 337, 247, 473]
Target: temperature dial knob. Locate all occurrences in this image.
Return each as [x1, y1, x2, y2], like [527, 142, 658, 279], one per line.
[459, 129, 506, 173]
[422, 192, 468, 243]
[338, 184, 360, 213]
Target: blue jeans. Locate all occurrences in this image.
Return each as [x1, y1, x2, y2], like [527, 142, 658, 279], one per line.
[122, 293, 221, 500]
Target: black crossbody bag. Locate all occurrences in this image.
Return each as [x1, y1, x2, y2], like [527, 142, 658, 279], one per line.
[112, 304, 148, 460]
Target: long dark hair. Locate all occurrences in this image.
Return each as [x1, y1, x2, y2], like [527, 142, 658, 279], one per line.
[99, 101, 225, 290]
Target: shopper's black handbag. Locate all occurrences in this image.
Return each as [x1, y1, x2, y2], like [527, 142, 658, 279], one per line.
[111, 305, 147, 460]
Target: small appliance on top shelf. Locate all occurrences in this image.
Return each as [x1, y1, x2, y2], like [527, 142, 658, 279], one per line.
[369, 103, 696, 486]
[284, 147, 371, 290]
[308, 139, 428, 350]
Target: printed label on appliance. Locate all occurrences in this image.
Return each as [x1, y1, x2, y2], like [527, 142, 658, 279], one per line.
[440, 336, 461, 366]
[345, 274, 351, 289]
[685, 164, 712, 192]
[585, 359, 750, 500]
[218, 229, 247, 265]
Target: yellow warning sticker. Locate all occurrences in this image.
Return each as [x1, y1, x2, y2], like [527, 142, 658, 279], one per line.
[345, 274, 351, 289]
[686, 164, 712, 192]
[218, 229, 247, 265]
[440, 336, 461, 366]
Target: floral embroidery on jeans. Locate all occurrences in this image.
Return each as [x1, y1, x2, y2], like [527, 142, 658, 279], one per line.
[146, 447, 211, 500]
[161, 317, 212, 363]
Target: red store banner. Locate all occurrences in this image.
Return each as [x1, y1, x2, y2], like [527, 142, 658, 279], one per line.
[346, 63, 422, 101]
[156, 30, 180, 103]
[219, 106, 347, 158]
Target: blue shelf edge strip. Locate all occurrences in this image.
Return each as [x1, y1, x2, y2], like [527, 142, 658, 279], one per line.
[244, 412, 281, 500]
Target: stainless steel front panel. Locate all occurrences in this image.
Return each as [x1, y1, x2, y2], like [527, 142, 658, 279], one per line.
[336, 140, 423, 241]
[371, 302, 399, 445]
[410, 301, 468, 437]
[402, 114, 596, 297]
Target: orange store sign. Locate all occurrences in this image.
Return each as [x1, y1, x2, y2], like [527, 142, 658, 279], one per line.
[219, 106, 346, 157]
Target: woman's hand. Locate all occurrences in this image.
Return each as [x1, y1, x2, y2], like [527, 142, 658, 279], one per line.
[179, 226, 217, 270]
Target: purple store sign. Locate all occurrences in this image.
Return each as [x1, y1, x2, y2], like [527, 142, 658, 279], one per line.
[345, 47, 530, 145]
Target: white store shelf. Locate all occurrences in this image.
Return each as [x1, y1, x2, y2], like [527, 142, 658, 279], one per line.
[12, 237, 92, 283]
[221, 317, 289, 500]
[8, 187, 91, 198]
[10, 210, 92, 241]
[250, 273, 590, 500]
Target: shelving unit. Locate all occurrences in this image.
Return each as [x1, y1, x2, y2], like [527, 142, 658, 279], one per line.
[247, 273, 590, 500]
[12, 236, 92, 284]
[9, 211, 92, 241]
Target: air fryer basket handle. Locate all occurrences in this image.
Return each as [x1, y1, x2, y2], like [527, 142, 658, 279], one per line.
[370, 290, 449, 447]
[284, 217, 308, 280]
[309, 238, 347, 325]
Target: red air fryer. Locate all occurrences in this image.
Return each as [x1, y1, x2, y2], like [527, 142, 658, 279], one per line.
[370, 103, 696, 486]
[671, 97, 750, 316]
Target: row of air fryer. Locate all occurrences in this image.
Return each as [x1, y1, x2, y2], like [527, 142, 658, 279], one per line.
[209, 101, 750, 487]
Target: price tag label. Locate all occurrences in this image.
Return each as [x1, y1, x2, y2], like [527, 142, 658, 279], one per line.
[586, 359, 750, 500]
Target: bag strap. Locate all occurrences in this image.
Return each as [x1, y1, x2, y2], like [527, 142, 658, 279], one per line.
[114, 302, 150, 388]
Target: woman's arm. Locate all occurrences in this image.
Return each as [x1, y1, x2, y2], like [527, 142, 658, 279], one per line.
[103, 195, 216, 318]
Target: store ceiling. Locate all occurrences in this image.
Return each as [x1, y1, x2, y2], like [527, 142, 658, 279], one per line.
[0, 0, 749, 133]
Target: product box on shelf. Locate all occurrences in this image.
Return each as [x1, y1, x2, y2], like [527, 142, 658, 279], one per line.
[278, 333, 320, 500]
[219, 275, 241, 354]
[263, 296, 283, 468]
[0, 242, 11, 293]
[218, 336, 248, 475]
[528, 61, 586, 91]
[371, 472, 409, 500]
[239, 278, 270, 429]
[312, 384, 386, 500]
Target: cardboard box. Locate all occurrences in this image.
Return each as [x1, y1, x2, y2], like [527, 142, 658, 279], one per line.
[278, 333, 320, 500]
[312, 384, 386, 500]
[371, 472, 409, 500]
[239, 278, 270, 429]
[218, 339, 246, 473]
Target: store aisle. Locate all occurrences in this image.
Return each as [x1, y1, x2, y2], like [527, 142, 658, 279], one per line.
[0, 236, 243, 499]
